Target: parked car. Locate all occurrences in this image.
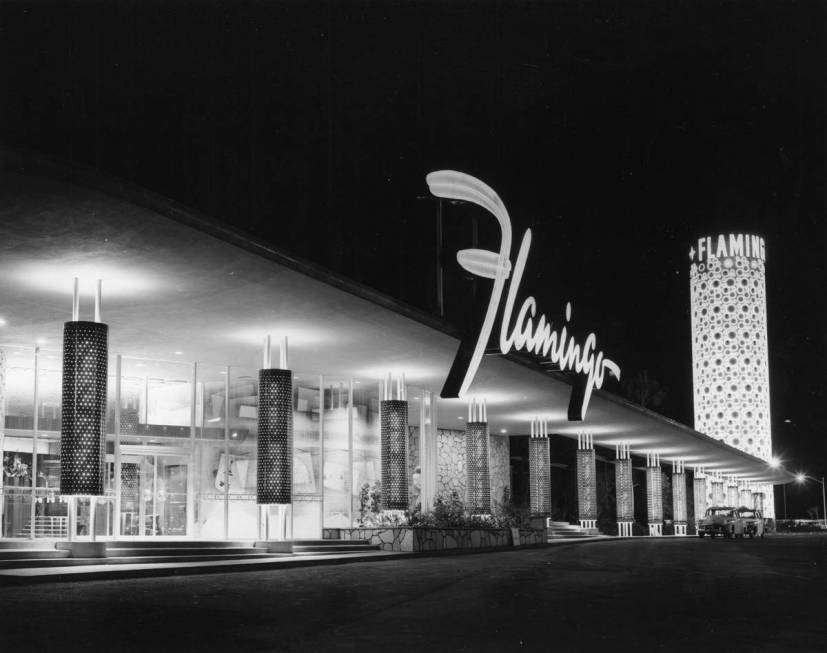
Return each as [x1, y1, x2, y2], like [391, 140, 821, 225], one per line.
[736, 507, 764, 538]
[697, 506, 741, 538]
[698, 506, 765, 539]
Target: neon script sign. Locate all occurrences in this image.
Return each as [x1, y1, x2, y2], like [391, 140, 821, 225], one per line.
[427, 170, 620, 420]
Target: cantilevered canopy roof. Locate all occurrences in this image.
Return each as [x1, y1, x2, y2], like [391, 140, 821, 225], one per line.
[0, 149, 793, 484]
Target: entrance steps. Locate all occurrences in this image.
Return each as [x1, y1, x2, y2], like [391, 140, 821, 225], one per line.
[547, 521, 599, 540]
[0, 540, 282, 569]
[0, 538, 379, 571]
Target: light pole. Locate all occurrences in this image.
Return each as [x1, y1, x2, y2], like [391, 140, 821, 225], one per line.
[795, 473, 827, 528]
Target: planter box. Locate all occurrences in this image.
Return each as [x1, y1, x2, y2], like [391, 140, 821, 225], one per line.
[324, 526, 546, 552]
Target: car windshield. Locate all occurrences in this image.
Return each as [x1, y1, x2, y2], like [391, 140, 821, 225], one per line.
[739, 510, 756, 518]
[708, 508, 734, 516]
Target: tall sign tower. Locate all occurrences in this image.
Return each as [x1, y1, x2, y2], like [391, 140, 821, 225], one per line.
[689, 234, 774, 517]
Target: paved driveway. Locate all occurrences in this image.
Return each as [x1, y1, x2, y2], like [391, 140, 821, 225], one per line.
[1, 535, 824, 652]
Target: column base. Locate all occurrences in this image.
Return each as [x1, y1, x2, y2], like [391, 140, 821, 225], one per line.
[674, 523, 688, 536]
[648, 523, 663, 537]
[617, 521, 634, 537]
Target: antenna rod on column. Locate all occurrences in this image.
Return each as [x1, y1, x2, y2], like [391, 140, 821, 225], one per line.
[72, 277, 79, 321]
[94, 280, 102, 323]
[263, 335, 271, 369]
[280, 336, 288, 369]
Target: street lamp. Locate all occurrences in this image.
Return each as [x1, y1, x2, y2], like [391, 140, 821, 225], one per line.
[795, 473, 827, 528]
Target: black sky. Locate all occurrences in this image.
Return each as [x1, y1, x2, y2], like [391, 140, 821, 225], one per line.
[2, 1, 825, 509]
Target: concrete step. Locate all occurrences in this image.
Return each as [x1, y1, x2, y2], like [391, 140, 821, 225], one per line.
[0, 549, 69, 561]
[105, 540, 252, 549]
[0, 551, 282, 569]
[106, 546, 259, 557]
[0, 540, 62, 550]
[0, 550, 408, 584]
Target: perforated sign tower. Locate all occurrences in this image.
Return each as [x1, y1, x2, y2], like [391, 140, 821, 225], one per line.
[689, 234, 774, 516]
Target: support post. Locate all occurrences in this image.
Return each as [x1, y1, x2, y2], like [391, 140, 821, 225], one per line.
[528, 417, 551, 516]
[672, 460, 688, 536]
[380, 374, 409, 513]
[615, 442, 634, 536]
[727, 477, 739, 506]
[693, 467, 707, 531]
[646, 452, 663, 536]
[576, 433, 597, 530]
[465, 397, 490, 515]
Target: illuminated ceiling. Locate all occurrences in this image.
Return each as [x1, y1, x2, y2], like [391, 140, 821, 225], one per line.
[0, 155, 792, 483]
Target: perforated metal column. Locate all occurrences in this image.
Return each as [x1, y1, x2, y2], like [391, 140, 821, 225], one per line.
[529, 437, 551, 515]
[693, 476, 707, 525]
[257, 368, 293, 504]
[381, 399, 409, 510]
[615, 458, 634, 522]
[465, 421, 491, 514]
[646, 467, 663, 525]
[576, 449, 597, 522]
[711, 480, 725, 505]
[59, 321, 108, 496]
[673, 472, 687, 524]
[740, 488, 752, 507]
[727, 484, 739, 506]
[752, 491, 765, 512]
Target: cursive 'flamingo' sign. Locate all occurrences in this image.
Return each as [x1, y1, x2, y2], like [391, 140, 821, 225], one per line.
[427, 170, 620, 421]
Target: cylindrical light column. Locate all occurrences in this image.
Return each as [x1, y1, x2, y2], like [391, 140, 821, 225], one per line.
[672, 460, 688, 536]
[60, 280, 108, 499]
[711, 474, 725, 505]
[257, 337, 293, 539]
[381, 373, 409, 511]
[615, 443, 634, 537]
[693, 467, 708, 532]
[646, 452, 663, 536]
[752, 490, 765, 512]
[59, 279, 108, 549]
[465, 397, 490, 515]
[576, 433, 597, 530]
[727, 477, 739, 506]
[739, 482, 752, 507]
[529, 417, 551, 516]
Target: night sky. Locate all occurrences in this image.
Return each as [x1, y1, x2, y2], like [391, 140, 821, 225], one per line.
[2, 1, 825, 512]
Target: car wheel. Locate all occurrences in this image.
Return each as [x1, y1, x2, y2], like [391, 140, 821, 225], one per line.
[698, 532, 705, 538]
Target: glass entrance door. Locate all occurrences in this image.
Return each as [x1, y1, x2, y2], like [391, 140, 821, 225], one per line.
[120, 454, 189, 537]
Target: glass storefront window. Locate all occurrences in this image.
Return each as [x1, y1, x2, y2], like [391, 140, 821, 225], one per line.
[194, 364, 228, 539]
[323, 377, 351, 528]
[293, 375, 322, 538]
[116, 357, 194, 538]
[1, 340, 421, 541]
[352, 379, 380, 524]
[226, 366, 258, 539]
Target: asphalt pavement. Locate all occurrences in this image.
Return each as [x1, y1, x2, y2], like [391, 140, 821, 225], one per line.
[1, 534, 824, 652]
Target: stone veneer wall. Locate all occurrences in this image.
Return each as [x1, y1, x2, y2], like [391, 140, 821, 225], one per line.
[489, 435, 510, 508]
[406, 427, 510, 510]
[327, 526, 546, 552]
[437, 428, 466, 499]
[408, 425, 420, 507]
